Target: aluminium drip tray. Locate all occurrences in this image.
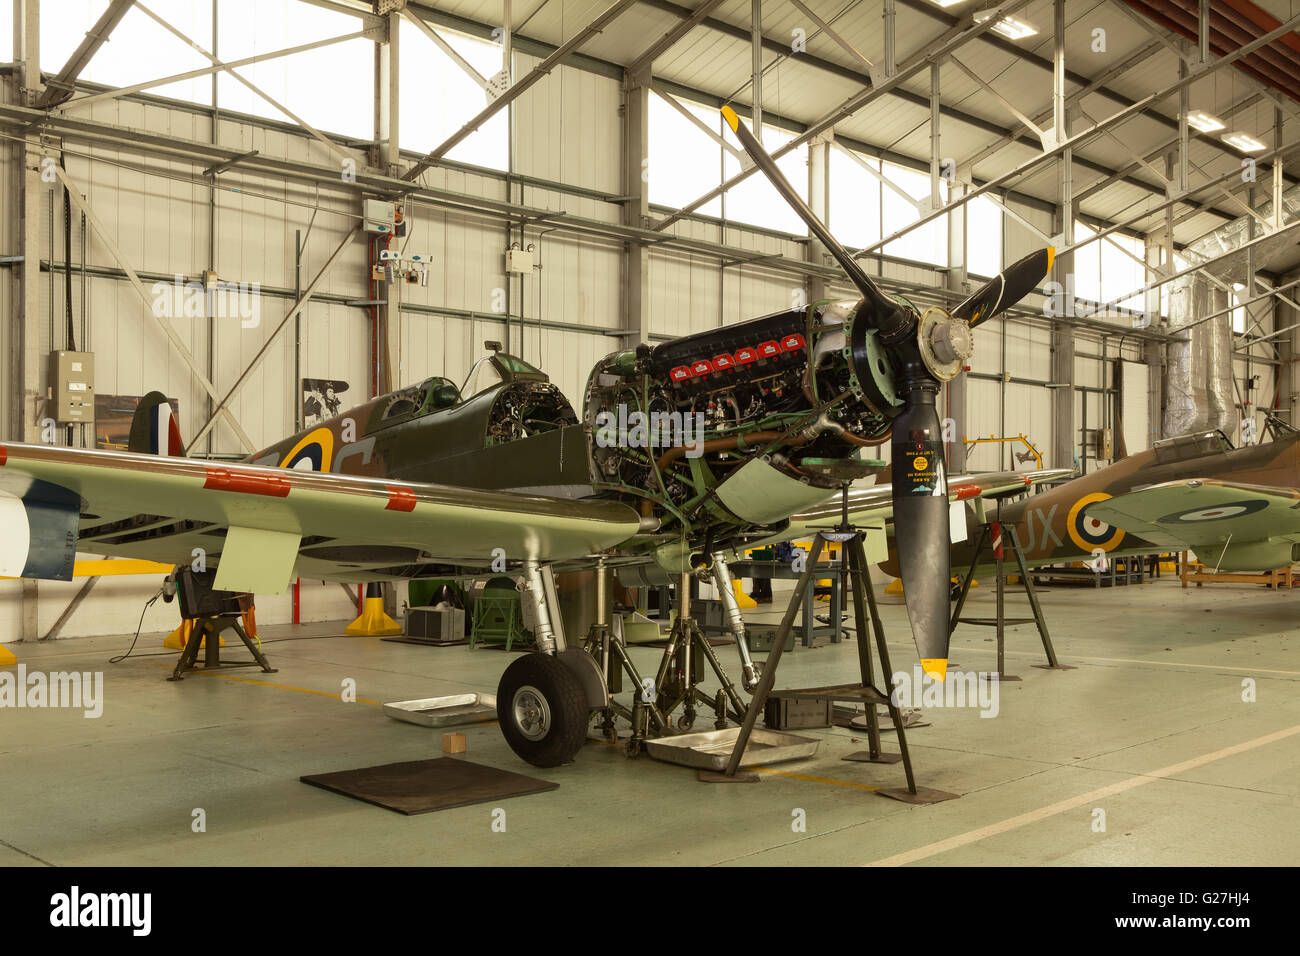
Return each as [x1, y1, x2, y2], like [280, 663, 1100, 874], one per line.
[383, 694, 497, 728]
[644, 727, 819, 771]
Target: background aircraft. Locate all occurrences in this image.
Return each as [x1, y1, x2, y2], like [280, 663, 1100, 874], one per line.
[875, 422, 1300, 579]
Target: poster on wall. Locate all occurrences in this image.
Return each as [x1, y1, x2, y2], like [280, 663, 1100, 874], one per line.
[302, 378, 349, 427]
[94, 394, 180, 450]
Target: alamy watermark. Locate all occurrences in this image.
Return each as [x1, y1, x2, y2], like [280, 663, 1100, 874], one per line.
[151, 274, 260, 329]
[0, 664, 103, 718]
[891, 666, 999, 718]
[594, 405, 707, 459]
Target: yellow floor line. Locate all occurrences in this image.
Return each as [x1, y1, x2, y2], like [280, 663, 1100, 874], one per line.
[750, 766, 881, 791]
[897, 640, 1300, 676]
[150, 662, 382, 705]
[866, 722, 1300, 867]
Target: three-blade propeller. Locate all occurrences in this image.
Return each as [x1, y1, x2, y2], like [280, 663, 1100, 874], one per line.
[721, 105, 1053, 682]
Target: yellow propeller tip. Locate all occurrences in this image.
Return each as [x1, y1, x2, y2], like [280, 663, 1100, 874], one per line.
[721, 105, 740, 132]
[921, 658, 948, 682]
[1045, 246, 1056, 272]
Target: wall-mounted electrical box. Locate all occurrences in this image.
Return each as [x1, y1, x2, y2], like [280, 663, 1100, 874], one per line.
[49, 350, 94, 423]
[505, 243, 535, 274]
[364, 199, 398, 234]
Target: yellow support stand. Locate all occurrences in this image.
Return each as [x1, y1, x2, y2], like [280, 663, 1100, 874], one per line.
[732, 579, 757, 609]
[885, 577, 904, 595]
[0, 644, 16, 667]
[346, 583, 402, 636]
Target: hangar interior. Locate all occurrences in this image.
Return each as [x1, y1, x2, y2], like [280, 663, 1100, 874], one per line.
[1, 0, 1298, 867]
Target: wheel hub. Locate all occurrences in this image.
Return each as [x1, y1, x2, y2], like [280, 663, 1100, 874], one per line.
[512, 684, 552, 741]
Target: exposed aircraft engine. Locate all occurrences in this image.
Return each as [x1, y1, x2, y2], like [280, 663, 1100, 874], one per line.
[583, 302, 913, 526]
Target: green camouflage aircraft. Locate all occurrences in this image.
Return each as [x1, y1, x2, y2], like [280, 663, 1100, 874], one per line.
[0, 108, 1055, 766]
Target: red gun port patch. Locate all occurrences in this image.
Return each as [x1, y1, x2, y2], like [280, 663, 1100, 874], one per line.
[385, 486, 417, 512]
[203, 467, 291, 498]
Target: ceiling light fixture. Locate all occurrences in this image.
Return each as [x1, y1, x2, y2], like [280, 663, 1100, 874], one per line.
[1221, 131, 1266, 153]
[1185, 110, 1225, 133]
[974, 9, 1038, 40]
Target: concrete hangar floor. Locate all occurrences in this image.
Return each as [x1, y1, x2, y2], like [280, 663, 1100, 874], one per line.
[2, 575, 1296, 867]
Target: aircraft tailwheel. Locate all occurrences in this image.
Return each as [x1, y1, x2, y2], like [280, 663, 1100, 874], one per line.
[676, 713, 695, 732]
[497, 653, 589, 768]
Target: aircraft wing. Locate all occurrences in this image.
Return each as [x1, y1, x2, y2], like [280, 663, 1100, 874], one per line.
[749, 468, 1073, 546]
[1082, 479, 1300, 551]
[0, 442, 643, 592]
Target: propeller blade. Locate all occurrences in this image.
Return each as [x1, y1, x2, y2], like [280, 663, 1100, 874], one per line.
[720, 105, 904, 331]
[952, 247, 1055, 328]
[890, 394, 951, 682]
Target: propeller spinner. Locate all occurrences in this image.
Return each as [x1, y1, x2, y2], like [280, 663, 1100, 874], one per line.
[721, 105, 1053, 682]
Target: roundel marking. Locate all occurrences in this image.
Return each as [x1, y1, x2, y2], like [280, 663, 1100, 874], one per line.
[1068, 492, 1126, 553]
[913, 456, 928, 471]
[1156, 499, 1269, 524]
[279, 427, 335, 473]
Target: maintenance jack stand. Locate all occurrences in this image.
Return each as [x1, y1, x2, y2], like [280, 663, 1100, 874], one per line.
[948, 497, 1073, 681]
[169, 612, 276, 681]
[723, 469, 957, 804]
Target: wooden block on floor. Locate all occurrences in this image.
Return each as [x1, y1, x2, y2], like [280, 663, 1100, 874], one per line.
[441, 732, 467, 754]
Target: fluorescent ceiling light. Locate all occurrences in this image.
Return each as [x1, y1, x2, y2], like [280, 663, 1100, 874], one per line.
[1185, 110, 1225, 133]
[1221, 131, 1266, 153]
[926, 0, 966, 7]
[974, 9, 1038, 40]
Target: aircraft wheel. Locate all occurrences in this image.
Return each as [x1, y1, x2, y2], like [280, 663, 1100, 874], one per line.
[497, 653, 589, 768]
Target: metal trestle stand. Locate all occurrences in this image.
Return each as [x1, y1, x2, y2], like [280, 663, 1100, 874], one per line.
[948, 498, 1073, 680]
[722, 479, 957, 804]
[169, 613, 276, 681]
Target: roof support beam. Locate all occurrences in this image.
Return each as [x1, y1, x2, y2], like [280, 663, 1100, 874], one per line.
[650, 0, 1037, 232]
[35, 0, 135, 108]
[651, 82, 746, 162]
[627, 0, 728, 75]
[400, 6, 491, 91]
[856, 13, 1300, 257]
[403, 0, 638, 182]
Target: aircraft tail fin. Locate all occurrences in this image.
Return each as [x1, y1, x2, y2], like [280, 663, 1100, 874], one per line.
[128, 392, 185, 456]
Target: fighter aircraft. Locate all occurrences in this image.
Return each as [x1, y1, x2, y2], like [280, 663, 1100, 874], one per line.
[0, 108, 1055, 767]
[938, 420, 1300, 576]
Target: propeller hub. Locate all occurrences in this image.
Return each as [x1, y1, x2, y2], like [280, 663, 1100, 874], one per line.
[918, 307, 973, 382]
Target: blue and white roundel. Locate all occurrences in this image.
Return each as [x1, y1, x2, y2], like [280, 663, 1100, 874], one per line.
[1157, 499, 1268, 523]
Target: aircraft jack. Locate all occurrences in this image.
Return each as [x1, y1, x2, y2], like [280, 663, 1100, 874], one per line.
[949, 498, 1073, 680]
[607, 562, 751, 757]
[168, 613, 276, 681]
[721, 477, 956, 804]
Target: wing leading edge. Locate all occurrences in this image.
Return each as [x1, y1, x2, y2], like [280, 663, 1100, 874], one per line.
[0, 442, 643, 591]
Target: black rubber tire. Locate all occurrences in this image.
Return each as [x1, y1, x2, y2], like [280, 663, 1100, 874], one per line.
[497, 653, 589, 768]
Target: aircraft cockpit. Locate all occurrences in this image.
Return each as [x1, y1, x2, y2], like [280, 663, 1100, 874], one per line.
[461, 348, 550, 398]
[1152, 429, 1234, 464]
[380, 376, 462, 426]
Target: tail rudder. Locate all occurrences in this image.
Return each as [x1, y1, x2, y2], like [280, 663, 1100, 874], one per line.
[128, 391, 185, 456]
